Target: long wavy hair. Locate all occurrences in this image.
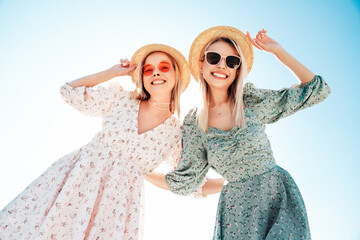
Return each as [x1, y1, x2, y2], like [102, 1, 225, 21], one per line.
[197, 38, 248, 132]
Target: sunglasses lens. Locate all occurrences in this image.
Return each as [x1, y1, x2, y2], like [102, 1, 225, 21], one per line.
[158, 61, 171, 73]
[142, 64, 154, 76]
[206, 52, 221, 65]
[226, 56, 241, 69]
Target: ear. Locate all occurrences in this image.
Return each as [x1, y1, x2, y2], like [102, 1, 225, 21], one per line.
[199, 60, 203, 73]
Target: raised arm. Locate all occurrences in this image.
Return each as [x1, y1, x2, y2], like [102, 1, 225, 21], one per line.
[60, 59, 137, 117]
[246, 29, 314, 84]
[68, 59, 136, 87]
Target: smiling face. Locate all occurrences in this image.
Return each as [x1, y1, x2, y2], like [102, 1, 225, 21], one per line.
[200, 40, 240, 91]
[142, 52, 176, 99]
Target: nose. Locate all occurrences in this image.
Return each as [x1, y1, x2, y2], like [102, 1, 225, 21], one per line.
[152, 67, 161, 76]
[217, 57, 226, 69]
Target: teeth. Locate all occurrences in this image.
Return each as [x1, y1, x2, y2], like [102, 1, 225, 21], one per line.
[152, 80, 166, 85]
[213, 72, 227, 78]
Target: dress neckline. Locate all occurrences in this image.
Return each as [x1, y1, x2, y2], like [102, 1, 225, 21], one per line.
[207, 107, 251, 134]
[135, 100, 174, 136]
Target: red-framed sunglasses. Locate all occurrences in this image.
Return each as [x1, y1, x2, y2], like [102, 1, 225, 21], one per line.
[204, 51, 241, 69]
[142, 61, 173, 76]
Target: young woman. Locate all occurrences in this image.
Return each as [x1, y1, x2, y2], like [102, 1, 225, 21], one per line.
[148, 26, 331, 239]
[0, 44, 222, 240]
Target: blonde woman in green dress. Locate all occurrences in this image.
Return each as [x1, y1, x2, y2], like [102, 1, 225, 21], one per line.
[146, 26, 331, 239]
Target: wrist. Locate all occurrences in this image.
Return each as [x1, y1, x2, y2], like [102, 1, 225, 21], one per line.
[273, 46, 286, 59]
[108, 66, 121, 78]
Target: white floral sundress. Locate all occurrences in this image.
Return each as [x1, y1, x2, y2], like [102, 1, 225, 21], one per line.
[0, 82, 184, 240]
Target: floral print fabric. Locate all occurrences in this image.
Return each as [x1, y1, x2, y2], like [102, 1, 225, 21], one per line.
[166, 75, 331, 239]
[215, 166, 310, 239]
[0, 82, 182, 240]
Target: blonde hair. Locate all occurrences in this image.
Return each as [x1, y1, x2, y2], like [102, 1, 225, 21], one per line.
[133, 51, 182, 117]
[197, 38, 248, 132]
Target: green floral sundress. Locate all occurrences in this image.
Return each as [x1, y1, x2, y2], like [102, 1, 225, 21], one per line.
[166, 75, 331, 239]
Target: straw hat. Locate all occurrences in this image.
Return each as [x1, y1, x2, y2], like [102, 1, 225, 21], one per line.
[131, 44, 191, 91]
[189, 26, 254, 81]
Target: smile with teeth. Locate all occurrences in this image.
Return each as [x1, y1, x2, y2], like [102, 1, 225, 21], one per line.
[151, 79, 166, 85]
[212, 72, 228, 79]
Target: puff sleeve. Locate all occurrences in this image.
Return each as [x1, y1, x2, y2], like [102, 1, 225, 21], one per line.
[164, 124, 182, 170]
[243, 75, 331, 124]
[165, 109, 210, 196]
[59, 82, 124, 117]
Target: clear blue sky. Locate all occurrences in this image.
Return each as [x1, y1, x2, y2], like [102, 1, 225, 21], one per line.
[0, 0, 359, 239]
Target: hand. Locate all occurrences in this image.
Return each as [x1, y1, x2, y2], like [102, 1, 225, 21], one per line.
[109, 58, 137, 77]
[201, 177, 227, 197]
[200, 177, 226, 197]
[246, 29, 282, 55]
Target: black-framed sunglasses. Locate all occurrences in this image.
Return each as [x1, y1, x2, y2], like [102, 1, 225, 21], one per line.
[204, 51, 241, 69]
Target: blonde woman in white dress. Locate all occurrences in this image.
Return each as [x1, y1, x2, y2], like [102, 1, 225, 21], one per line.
[0, 44, 224, 240]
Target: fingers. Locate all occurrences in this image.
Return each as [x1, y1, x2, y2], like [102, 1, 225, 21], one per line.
[124, 64, 137, 71]
[252, 40, 264, 51]
[255, 28, 269, 41]
[256, 33, 266, 40]
[246, 31, 259, 49]
[252, 40, 263, 50]
[123, 65, 137, 76]
[257, 28, 267, 36]
[246, 31, 253, 43]
[256, 33, 262, 40]
[254, 39, 266, 50]
[126, 64, 137, 72]
[247, 31, 263, 50]
[120, 58, 131, 67]
[258, 28, 266, 34]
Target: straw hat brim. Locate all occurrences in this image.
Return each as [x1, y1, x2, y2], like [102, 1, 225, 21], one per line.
[131, 44, 190, 91]
[189, 26, 254, 81]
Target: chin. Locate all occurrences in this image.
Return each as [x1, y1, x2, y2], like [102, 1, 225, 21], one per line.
[148, 87, 172, 95]
[207, 80, 232, 91]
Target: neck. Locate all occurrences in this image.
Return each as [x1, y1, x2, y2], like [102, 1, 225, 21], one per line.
[149, 92, 172, 104]
[142, 100, 171, 114]
[209, 87, 229, 107]
[146, 93, 172, 113]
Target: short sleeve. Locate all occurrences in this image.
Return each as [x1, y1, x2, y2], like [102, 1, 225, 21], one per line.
[59, 82, 124, 117]
[243, 75, 331, 124]
[165, 109, 210, 196]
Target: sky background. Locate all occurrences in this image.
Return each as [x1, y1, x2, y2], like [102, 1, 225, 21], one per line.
[0, 0, 359, 239]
